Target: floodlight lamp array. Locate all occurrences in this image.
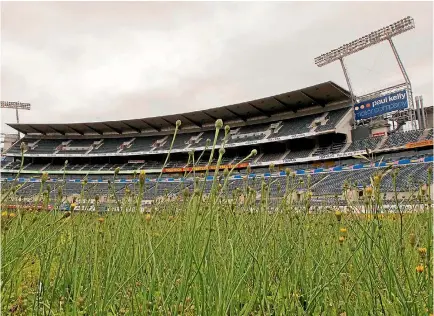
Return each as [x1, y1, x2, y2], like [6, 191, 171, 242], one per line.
[314, 16, 414, 67]
[1, 101, 31, 110]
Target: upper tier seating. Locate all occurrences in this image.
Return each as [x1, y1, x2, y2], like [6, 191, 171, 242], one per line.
[268, 115, 319, 139]
[92, 138, 129, 153]
[228, 123, 269, 144]
[314, 108, 349, 132]
[29, 139, 64, 154]
[3, 109, 349, 156]
[57, 139, 99, 154]
[122, 136, 162, 152]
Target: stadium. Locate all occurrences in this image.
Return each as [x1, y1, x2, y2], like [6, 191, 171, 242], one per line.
[1, 75, 433, 208]
[1, 8, 433, 314]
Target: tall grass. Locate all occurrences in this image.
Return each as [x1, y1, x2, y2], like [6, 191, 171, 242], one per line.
[1, 121, 432, 315]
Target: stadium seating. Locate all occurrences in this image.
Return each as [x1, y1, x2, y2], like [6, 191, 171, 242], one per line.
[269, 115, 318, 139]
[381, 130, 423, 148]
[229, 124, 269, 144]
[2, 160, 21, 170]
[312, 168, 375, 196]
[122, 137, 160, 153]
[2, 161, 432, 201]
[311, 142, 345, 157]
[345, 136, 383, 152]
[257, 152, 286, 163]
[380, 163, 430, 192]
[283, 148, 314, 160]
[92, 138, 128, 153]
[30, 139, 65, 154]
[314, 108, 349, 132]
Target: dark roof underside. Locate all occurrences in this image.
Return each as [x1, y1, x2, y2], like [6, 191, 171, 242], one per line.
[8, 81, 350, 136]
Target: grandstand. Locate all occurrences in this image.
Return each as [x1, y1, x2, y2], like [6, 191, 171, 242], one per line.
[1, 81, 433, 204]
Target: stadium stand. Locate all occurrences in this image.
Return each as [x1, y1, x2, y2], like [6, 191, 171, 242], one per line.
[381, 130, 424, 148]
[2, 81, 433, 204]
[345, 136, 382, 152]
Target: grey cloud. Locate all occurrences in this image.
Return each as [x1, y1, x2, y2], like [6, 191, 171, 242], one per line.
[1, 1, 432, 135]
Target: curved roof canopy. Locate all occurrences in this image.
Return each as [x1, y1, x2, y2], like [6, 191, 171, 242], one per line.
[8, 81, 350, 136]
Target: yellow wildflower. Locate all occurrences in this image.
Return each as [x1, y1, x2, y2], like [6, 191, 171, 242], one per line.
[97, 217, 104, 223]
[340, 227, 347, 234]
[373, 175, 381, 186]
[9, 213, 16, 218]
[1, 211, 8, 218]
[416, 265, 424, 273]
[335, 210, 342, 222]
[418, 247, 427, 258]
[145, 214, 151, 222]
[339, 236, 345, 244]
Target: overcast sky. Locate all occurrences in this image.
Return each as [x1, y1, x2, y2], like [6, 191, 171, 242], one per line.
[1, 1, 432, 135]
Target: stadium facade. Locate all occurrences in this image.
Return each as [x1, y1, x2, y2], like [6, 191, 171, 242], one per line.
[1, 81, 432, 205]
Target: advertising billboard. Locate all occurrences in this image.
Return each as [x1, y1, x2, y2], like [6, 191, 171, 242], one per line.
[354, 90, 408, 120]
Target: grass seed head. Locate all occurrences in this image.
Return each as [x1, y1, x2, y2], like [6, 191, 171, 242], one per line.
[114, 167, 120, 176]
[176, 119, 182, 128]
[285, 167, 291, 176]
[224, 125, 230, 134]
[215, 119, 223, 129]
[41, 172, 49, 183]
[409, 233, 416, 247]
[139, 170, 146, 185]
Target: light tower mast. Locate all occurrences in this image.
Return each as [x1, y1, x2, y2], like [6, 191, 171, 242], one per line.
[1, 101, 31, 138]
[314, 17, 416, 130]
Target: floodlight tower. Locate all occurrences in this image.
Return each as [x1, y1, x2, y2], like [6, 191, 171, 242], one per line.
[314, 17, 416, 129]
[1, 101, 31, 138]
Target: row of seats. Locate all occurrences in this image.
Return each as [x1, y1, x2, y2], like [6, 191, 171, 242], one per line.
[3, 140, 432, 173]
[5, 163, 431, 200]
[6, 127, 431, 162]
[6, 108, 350, 155]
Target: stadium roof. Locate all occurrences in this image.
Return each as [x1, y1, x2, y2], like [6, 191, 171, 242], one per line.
[8, 81, 350, 136]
